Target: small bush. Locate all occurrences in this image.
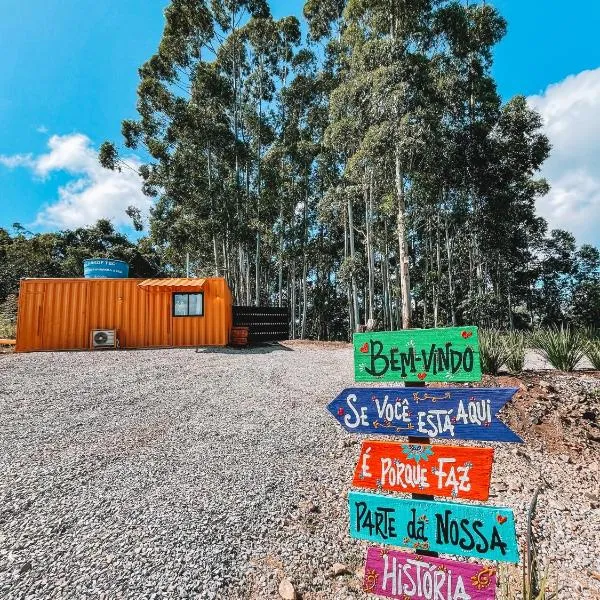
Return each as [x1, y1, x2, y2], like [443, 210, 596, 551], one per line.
[504, 331, 527, 374]
[586, 340, 600, 370]
[0, 295, 17, 339]
[532, 326, 587, 372]
[0, 316, 16, 339]
[479, 328, 508, 375]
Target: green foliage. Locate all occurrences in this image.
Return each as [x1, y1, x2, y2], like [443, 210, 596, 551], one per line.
[532, 326, 588, 372]
[19, 0, 590, 340]
[586, 340, 600, 370]
[0, 222, 163, 302]
[504, 330, 528, 374]
[0, 294, 17, 339]
[479, 329, 508, 375]
[571, 280, 600, 327]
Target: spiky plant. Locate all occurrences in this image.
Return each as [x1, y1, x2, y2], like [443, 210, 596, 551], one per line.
[504, 331, 528, 374]
[532, 326, 587, 372]
[479, 329, 509, 375]
[586, 340, 600, 370]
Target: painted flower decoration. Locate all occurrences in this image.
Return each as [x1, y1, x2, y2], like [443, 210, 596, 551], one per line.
[471, 567, 496, 590]
[402, 444, 433, 463]
[364, 569, 379, 592]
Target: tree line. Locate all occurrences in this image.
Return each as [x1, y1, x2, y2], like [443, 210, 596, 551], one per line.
[3, 1, 599, 338]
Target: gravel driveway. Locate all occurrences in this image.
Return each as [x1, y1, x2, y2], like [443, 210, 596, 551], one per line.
[1, 344, 599, 599]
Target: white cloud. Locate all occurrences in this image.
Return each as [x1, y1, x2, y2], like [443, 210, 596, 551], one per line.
[36, 125, 48, 134]
[0, 153, 34, 169]
[0, 133, 151, 230]
[528, 68, 600, 246]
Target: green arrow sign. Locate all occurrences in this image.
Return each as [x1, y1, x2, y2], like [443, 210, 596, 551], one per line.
[354, 326, 481, 383]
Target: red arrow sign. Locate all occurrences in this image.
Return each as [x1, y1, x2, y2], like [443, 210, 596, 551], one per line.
[352, 440, 494, 501]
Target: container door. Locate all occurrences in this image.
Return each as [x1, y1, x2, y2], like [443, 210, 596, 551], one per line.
[20, 291, 44, 351]
[145, 291, 171, 347]
[41, 281, 88, 350]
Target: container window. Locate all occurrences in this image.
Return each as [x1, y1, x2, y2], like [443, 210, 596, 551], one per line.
[173, 293, 204, 317]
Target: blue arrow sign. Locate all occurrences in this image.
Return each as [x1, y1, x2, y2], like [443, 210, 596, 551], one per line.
[327, 387, 522, 442]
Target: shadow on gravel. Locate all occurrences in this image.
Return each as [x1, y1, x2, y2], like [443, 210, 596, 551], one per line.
[196, 342, 294, 354]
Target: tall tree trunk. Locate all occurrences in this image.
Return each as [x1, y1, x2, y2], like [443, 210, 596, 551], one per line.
[255, 69, 262, 306]
[384, 222, 394, 330]
[395, 151, 412, 329]
[423, 217, 429, 328]
[290, 261, 296, 339]
[207, 147, 219, 276]
[364, 171, 374, 323]
[434, 212, 442, 327]
[300, 184, 308, 339]
[445, 219, 457, 326]
[348, 193, 360, 330]
[344, 204, 355, 334]
[278, 205, 284, 307]
[507, 281, 514, 330]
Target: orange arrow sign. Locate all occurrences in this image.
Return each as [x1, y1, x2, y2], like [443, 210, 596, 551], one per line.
[352, 440, 494, 501]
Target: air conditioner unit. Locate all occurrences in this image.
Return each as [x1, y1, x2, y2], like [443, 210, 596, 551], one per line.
[91, 329, 117, 349]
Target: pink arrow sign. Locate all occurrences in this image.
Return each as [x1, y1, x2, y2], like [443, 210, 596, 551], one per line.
[363, 547, 497, 600]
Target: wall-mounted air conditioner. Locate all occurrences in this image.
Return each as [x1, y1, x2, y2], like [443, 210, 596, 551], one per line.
[91, 329, 117, 349]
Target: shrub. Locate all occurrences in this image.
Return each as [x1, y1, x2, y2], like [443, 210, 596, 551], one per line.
[479, 328, 508, 375]
[504, 331, 528, 374]
[0, 294, 17, 339]
[532, 326, 587, 372]
[0, 315, 16, 339]
[586, 340, 600, 370]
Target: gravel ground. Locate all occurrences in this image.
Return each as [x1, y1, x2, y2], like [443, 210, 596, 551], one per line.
[0, 344, 599, 599]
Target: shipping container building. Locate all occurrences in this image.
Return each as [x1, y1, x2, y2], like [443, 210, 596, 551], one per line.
[15, 278, 232, 352]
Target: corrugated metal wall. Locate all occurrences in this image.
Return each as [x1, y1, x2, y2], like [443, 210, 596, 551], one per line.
[15, 278, 232, 352]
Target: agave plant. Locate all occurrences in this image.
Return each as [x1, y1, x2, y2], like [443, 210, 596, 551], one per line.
[504, 331, 528, 374]
[586, 340, 600, 370]
[479, 329, 509, 375]
[532, 326, 587, 372]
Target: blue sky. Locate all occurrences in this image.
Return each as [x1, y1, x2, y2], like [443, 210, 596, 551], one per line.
[1, 1, 600, 244]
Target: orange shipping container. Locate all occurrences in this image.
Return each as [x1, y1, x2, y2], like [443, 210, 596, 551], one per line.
[15, 277, 232, 352]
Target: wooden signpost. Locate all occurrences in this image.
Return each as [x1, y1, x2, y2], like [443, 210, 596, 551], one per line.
[349, 491, 519, 563]
[327, 387, 522, 442]
[354, 326, 481, 383]
[363, 547, 497, 600]
[352, 440, 494, 501]
[326, 325, 523, 599]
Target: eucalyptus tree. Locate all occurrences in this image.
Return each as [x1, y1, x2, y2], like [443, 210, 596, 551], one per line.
[324, 0, 446, 328]
[91, 0, 577, 335]
[100, 0, 270, 294]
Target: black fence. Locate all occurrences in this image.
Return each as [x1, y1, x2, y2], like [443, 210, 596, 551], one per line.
[232, 306, 290, 343]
